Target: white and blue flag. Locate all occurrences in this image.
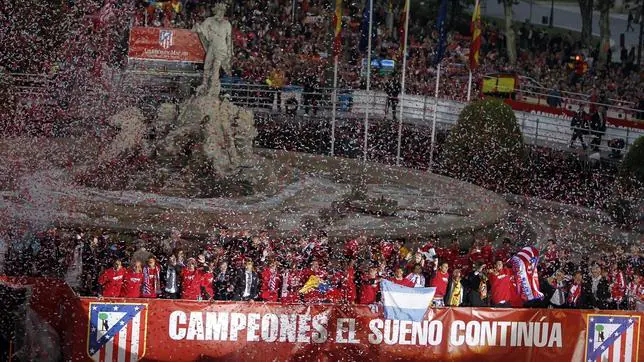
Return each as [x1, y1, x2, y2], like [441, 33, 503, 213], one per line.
[381, 280, 436, 322]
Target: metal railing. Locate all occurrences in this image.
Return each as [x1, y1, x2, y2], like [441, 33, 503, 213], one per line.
[481, 75, 642, 119]
[220, 82, 643, 156]
[5, 72, 644, 157]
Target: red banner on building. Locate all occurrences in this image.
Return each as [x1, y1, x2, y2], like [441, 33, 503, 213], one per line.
[62, 297, 643, 362]
[127, 27, 205, 63]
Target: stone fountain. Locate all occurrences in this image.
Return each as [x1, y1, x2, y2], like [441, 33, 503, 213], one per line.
[0, 5, 511, 243]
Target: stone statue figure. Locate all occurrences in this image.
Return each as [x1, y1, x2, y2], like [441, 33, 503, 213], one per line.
[90, 2, 257, 190]
[193, 3, 232, 97]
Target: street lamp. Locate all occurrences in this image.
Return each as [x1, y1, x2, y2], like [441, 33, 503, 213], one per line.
[549, 0, 554, 27]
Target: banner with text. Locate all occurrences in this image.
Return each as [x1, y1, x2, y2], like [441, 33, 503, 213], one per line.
[67, 298, 643, 362]
[127, 27, 205, 63]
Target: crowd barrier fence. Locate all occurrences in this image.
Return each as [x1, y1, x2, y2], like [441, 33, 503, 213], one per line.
[6, 72, 644, 156]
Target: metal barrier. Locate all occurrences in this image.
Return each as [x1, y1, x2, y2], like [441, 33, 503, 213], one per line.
[481, 75, 643, 124]
[5, 72, 644, 156]
[220, 82, 643, 155]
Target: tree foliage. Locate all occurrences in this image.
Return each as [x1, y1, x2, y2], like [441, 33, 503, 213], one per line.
[578, 0, 594, 47]
[500, 0, 518, 64]
[409, 0, 475, 35]
[620, 136, 644, 185]
[442, 99, 525, 190]
[609, 136, 644, 226]
[595, 0, 615, 65]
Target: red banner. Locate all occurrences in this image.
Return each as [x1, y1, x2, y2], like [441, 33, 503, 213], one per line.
[127, 27, 205, 63]
[62, 298, 643, 362]
[1, 277, 642, 361]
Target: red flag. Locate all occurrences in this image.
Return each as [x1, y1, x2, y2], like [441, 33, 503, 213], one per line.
[469, 0, 482, 69]
[332, 0, 343, 56]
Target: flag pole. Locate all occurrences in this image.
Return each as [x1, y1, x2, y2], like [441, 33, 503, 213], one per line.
[363, 0, 373, 162]
[428, 63, 441, 172]
[466, 70, 472, 101]
[396, 0, 410, 166]
[331, 54, 339, 156]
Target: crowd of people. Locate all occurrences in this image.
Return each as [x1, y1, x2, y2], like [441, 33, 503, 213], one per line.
[123, 0, 643, 110]
[5, 0, 642, 111]
[2, 227, 642, 310]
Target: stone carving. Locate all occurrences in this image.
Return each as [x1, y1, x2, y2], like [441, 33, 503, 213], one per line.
[99, 107, 149, 163]
[320, 182, 399, 224]
[192, 2, 232, 97]
[85, 3, 257, 195]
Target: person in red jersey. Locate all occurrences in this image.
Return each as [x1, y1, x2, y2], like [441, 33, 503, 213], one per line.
[609, 262, 626, 309]
[201, 262, 215, 301]
[142, 256, 161, 298]
[344, 239, 359, 259]
[404, 252, 425, 275]
[98, 259, 125, 297]
[566, 271, 584, 308]
[359, 267, 380, 305]
[624, 273, 643, 311]
[405, 263, 426, 287]
[341, 259, 358, 304]
[542, 239, 559, 273]
[509, 274, 525, 308]
[279, 263, 302, 303]
[468, 241, 485, 265]
[494, 238, 513, 264]
[181, 258, 203, 300]
[121, 261, 144, 298]
[390, 267, 415, 288]
[488, 260, 514, 307]
[480, 239, 494, 265]
[302, 260, 326, 280]
[301, 260, 329, 304]
[260, 260, 281, 302]
[447, 239, 461, 265]
[430, 261, 450, 307]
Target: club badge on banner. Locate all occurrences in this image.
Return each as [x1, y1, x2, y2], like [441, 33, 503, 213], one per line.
[127, 27, 205, 63]
[62, 298, 643, 361]
[87, 303, 148, 362]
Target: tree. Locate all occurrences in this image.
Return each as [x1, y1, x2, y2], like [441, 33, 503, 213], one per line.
[409, 0, 475, 35]
[596, 0, 615, 65]
[624, 0, 644, 66]
[578, 0, 594, 47]
[609, 136, 644, 226]
[442, 99, 525, 192]
[619, 136, 644, 185]
[500, 0, 518, 64]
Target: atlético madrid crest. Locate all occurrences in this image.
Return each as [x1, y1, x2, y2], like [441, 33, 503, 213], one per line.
[584, 314, 640, 362]
[87, 303, 148, 362]
[159, 30, 173, 49]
